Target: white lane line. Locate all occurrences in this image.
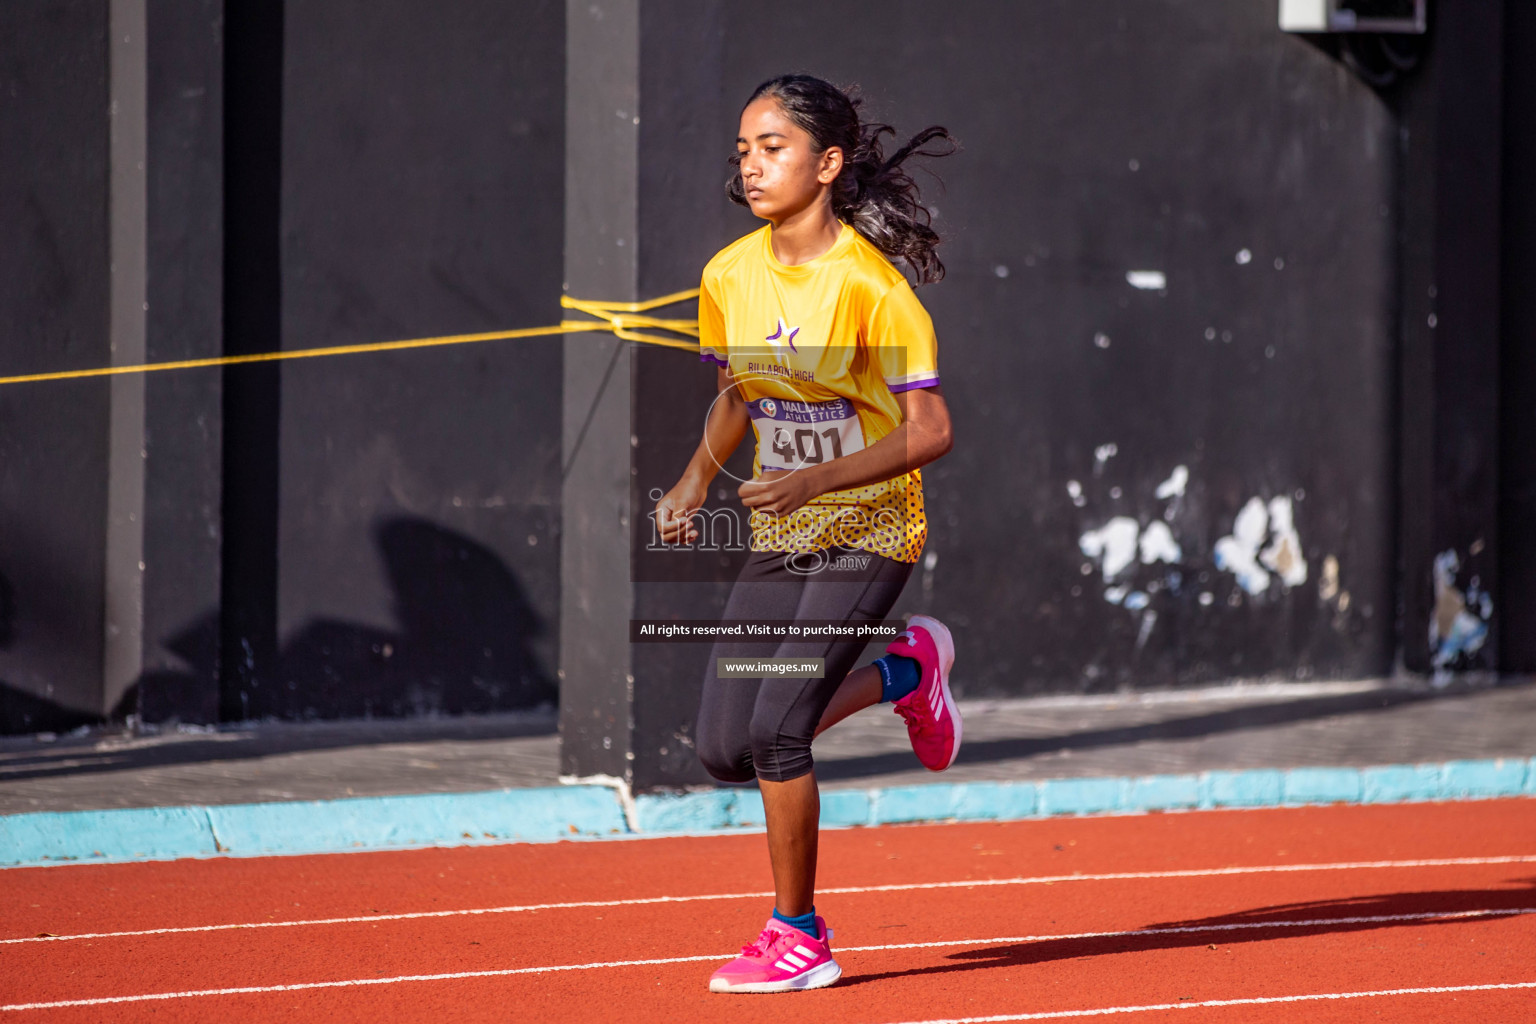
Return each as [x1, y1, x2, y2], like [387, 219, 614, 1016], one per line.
[4, 907, 1532, 1012]
[6, 854, 1533, 946]
[878, 981, 1536, 1023]
[0, 955, 727, 1012]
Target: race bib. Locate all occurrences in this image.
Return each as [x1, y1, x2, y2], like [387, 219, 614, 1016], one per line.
[748, 396, 865, 472]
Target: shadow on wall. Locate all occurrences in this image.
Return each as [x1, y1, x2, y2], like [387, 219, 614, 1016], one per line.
[0, 571, 14, 649]
[0, 681, 103, 735]
[0, 571, 106, 734]
[133, 515, 557, 724]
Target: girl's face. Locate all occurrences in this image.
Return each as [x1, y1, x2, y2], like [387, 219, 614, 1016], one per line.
[736, 96, 843, 224]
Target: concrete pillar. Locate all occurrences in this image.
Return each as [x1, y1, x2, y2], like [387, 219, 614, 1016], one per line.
[559, 0, 734, 789]
[107, 0, 225, 723]
[105, 0, 149, 715]
[560, 0, 641, 781]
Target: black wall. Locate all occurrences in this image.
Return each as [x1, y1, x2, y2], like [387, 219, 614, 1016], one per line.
[138, 0, 225, 724]
[219, 0, 284, 720]
[0, 0, 565, 733]
[1, 1, 1528, 739]
[0, 2, 110, 731]
[629, 2, 741, 785]
[239, 0, 566, 719]
[631, 0, 1400, 697]
[1500, 2, 1536, 670]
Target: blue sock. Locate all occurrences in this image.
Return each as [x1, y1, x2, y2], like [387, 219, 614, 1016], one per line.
[772, 907, 820, 940]
[874, 653, 921, 703]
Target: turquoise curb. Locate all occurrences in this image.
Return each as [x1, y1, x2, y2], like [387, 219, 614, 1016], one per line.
[610, 758, 1533, 835]
[632, 789, 733, 833]
[1123, 774, 1200, 811]
[820, 789, 872, 826]
[3, 759, 1532, 868]
[1283, 767, 1362, 805]
[1039, 777, 1122, 816]
[1, 786, 625, 867]
[1361, 765, 1442, 803]
[1442, 758, 1528, 797]
[872, 784, 963, 824]
[1201, 769, 1284, 808]
[204, 787, 627, 856]
[0, 806, 216, 864]
[953, 781, 1037, 820]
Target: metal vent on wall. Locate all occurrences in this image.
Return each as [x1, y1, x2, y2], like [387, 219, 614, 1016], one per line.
[1280, 0, 1427, 34]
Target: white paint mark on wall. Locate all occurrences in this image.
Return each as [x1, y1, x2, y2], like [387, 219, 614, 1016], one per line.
[1260, 497, 1308, 586]
[1215, 495, 1311, 596]
[1076, 467, 1313, 618]
[1126, 270, 1167, 290]
[1155, 465, 1188, 500]
[1139, 521, 1182, 566]
[1214, 497, 1273, 595]
[1319, 555, 1340, 601]
[1080, 517, 1140, 580]
[1318, 554, 1352, 622]
[1430, 549, 1491, 669]
[1076, 464, 1193, 611]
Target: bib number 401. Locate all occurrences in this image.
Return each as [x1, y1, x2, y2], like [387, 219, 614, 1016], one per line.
[794, 426, 843, 464]
[753, 396, 864, 471]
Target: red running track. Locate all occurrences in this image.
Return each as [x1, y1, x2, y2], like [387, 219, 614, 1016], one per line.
[3, 799, 1534, 1022]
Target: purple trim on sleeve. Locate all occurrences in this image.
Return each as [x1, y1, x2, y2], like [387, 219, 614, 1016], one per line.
[700, 351, 729, 367]
[887, 374, 942, 393]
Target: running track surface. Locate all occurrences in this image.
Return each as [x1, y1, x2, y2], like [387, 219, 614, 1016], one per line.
[4, 800, 1534, 1022]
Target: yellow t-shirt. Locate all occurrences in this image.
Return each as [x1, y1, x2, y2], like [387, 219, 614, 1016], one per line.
[697, 223, 941, 564]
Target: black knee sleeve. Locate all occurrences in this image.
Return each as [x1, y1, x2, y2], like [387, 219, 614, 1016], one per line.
[748, 707, 814, 783]
[696, 728, 756, 784]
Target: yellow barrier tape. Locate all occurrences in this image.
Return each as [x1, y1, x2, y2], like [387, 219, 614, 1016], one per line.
[560, 288, 702, 351]
[0, 290, 702, 387]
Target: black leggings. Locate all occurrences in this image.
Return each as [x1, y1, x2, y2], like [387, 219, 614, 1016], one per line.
[696, 547, 914, 784]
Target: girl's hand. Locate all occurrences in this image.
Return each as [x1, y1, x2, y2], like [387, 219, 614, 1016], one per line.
[738, 468, 821, 517]
[654, 479, 707, 545]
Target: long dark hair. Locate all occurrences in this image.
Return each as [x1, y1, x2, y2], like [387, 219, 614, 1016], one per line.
[727, 75, 957, 285]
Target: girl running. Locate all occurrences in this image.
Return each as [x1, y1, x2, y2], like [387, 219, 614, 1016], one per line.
[654, 74, 959, 993]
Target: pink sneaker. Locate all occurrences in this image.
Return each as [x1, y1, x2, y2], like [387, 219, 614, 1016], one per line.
[708, 915, 841, 993]
[889, 615, 962, 771]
